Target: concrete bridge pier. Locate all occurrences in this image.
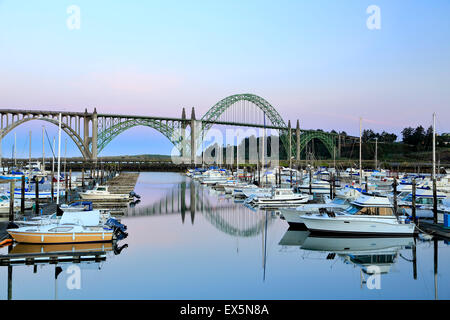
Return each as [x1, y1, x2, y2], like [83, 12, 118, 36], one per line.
[190, 107, 196, 166]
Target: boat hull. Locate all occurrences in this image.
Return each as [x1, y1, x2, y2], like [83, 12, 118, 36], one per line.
[80, 194, 129, 200]
[7, 230, 114, 244]
[302, 216, 415, 236]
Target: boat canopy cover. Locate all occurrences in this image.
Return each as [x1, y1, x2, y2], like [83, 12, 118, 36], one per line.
[60, 211, 101, 226]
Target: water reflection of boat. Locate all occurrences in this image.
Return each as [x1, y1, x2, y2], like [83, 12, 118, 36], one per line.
[278, 230, 310, 246]
[1, 241, 128, 266]
[10, 242, 114, 255]
[301, 235, 414, 274]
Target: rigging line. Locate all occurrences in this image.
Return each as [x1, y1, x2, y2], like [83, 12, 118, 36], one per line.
[44, 128, 56, 158]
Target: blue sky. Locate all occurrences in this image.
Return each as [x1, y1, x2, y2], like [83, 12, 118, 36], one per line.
[0, 0, 449, 157]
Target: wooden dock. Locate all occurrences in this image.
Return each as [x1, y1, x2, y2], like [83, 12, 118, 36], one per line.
[0, 250, 107, 266]
[106, 172, 140, 194]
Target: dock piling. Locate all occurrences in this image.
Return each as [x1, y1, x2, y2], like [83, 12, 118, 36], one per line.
[20, 175, 25, 214]
[9, 180, 15, 222]
[34, 176, 39, 216]
[412, 179, 416, 222]
[433, 178, 438, 224]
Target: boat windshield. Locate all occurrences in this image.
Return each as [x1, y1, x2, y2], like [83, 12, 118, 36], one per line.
[345, 205, 360, 215]
[352, 206, 394, 216]
[96, 187, 106, 191]
[48, 226, 74, 232]
[403, 195, 443, 205]
[331, 198, 347, 205]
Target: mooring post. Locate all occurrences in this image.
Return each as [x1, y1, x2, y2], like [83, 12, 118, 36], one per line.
[412, 238, 417, 280]
[393, 177, 398, 216]
[65, 172, 68, 202]
[69, 169, 72, 190]
[309, 167, 312, 195]
[329, 173, 333, 200]
[333, 174, 336, 199]
[34, 177, 39, 216]
[9, 180, 15, 222]
[412, 179, 416, 222]
[365, 176, 368, 192]
[51, 171, 54, 203]
[81, 168, 85, 190]
[433, 177, 438, 224]
[20, 175, 25, 214]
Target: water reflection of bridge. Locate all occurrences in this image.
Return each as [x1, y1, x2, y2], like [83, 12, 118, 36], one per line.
[126, 180, 275, 237]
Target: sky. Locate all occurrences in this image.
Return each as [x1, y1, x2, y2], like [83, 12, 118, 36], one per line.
[0, 0, 449, 157]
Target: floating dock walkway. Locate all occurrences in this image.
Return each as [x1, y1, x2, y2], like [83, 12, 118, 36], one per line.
[106, 172, 140, 194]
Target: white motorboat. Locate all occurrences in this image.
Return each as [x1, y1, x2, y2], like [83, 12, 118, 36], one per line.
[247, 188, 309, 208]
[79, 185, 129, 201]
[398, 188, 448, 222]
[241, 187, 272, 199]
[198, 169, 230, 185]
[296, 179, 332, 194]
[60, 201, 95, 212]
[281, 197, 352, 226]
[222, 182, 251, 194]
[301, 194, 416, 235]
[0, 194, 33, 214]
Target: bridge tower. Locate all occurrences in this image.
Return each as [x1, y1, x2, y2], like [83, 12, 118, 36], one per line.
[190, 107, 196, 165]
[181, 107, 187, 162]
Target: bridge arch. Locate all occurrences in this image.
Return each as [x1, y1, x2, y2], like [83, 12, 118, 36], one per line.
[201, 93, 287, 133]
[299, 131, 337, 158]
[97, 118, 182, 153]
[0, 115, 91, 159]
[201, 93, 338, 159]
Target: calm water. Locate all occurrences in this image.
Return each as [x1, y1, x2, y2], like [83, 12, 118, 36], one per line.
[1, 172, 449, 300]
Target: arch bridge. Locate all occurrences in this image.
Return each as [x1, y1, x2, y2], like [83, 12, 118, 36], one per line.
[0, 94, 358, 162]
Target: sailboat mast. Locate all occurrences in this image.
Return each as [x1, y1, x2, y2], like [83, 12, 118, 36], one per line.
[262, 118, 265, 172]
[359, 117, 362, 187]
[236, 131, 239, 174]
[29, 130, 32, 184]
[52, 137, 55, 179]
[432, 113, 436, 180]
[64, 137, 67, 180]
[0, 132, 2, 173]
[42, 126, 45, 172]
[56, 113, 62, 205]
[14, 132, 16, 167]
[375, 137, 378, 170]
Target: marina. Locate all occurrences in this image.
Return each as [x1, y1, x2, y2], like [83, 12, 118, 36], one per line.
[0, 172, 449, 299]
[1, 1, 450, 307]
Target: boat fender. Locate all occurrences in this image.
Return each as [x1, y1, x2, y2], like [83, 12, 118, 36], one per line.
[0, 238, 13, 247]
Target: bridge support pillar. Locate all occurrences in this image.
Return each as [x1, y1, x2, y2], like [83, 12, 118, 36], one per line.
[83, 109, 89, 150]
[190, 107, 196, 166]
[181, 108, 187, 163]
